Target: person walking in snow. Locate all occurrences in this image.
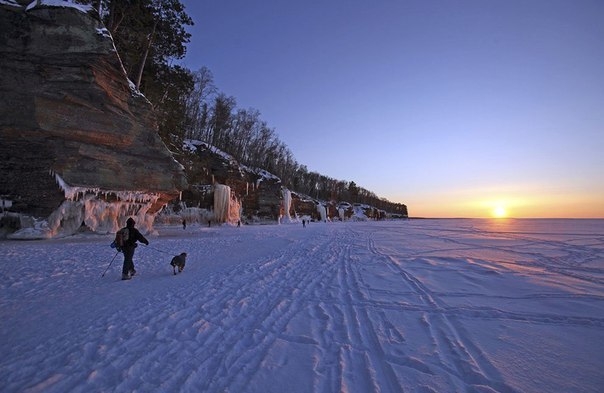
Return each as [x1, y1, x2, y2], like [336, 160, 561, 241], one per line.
[119, 217, 149, 280]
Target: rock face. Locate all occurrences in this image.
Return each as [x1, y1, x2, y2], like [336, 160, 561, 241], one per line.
[290, 192, 324, 221]
[180, 141, 283, 223]
[0, 2, 187, 236]
[177, 142, 394, 225]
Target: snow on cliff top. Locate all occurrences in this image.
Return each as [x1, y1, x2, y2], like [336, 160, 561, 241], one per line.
[184, 139, 281, 183]
[0, 0, 21, 7]
[24, 0, 93, 13]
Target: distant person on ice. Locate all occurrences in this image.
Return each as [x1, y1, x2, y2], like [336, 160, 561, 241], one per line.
[117, 217, 149, 280]
[182, 219, 186, 230]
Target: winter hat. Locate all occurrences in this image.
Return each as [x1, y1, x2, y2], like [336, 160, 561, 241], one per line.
[126, 217, 135, 227]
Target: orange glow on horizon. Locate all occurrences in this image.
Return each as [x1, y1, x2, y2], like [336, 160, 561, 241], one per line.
[400, 190, 604, 218]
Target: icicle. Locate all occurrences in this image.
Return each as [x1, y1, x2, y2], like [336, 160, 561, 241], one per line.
[214, 184, 230, 223]
[282, 189, 292, 222]
[213, 184, 241, 224]
[38, 173, 160, 236]
[317, 203, 327, 222]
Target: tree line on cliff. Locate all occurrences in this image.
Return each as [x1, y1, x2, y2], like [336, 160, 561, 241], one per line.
[85, 0, 407, 215]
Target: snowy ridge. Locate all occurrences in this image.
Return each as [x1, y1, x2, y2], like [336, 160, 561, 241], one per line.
[95, 27, 111, 39]
[25, 0, 93, 13]
[184, 139, 281, 184]
[127, 79, 147, 99]
[1, 219, 602, 392]
[0, 0, 21, 8]
[184, 139, 238, 166]
[244, 166, 281, 184]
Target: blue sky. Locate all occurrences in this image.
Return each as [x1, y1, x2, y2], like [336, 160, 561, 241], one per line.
[179, 0, 603, 218]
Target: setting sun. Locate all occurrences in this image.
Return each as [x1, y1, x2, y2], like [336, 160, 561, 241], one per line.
[492, 206, 507, 218]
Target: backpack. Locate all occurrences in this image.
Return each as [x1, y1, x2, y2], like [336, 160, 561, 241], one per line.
[114, 227, 130, 248]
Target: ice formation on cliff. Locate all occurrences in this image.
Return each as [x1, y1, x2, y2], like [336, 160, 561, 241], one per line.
[213, 184, 241, 224]
[282, 189, 292, 221]
[8, 173, 159, 239]
[317, 203, 327, 222]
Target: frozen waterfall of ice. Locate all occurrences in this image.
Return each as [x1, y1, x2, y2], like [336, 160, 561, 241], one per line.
[213, 184, 241, 224]
[282, 189, 292, 222]
[317, 203, 327, 222]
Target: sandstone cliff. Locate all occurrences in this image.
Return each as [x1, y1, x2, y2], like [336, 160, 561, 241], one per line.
[173, 140, 357, 225]
[0, 1, 187, 237]
[177, 140, 283, 223]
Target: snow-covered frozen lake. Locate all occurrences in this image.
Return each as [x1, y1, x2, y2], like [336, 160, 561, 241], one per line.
[1, 219, 603, 392]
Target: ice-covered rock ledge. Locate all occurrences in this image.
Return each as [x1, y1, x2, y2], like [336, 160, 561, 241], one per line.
[0, 0, 187, 238]
[7, 174, 159, 239]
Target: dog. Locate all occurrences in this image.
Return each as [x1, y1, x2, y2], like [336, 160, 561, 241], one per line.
[170, 252, 187, 275]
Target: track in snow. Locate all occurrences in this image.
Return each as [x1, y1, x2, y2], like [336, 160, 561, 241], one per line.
[1, 220, 603, 393]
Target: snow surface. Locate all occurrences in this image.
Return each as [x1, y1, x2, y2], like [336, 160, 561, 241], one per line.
[1, 219, 603, 392]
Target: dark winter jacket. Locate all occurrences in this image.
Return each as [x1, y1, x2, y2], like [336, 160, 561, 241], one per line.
[123, 221, 149, 248]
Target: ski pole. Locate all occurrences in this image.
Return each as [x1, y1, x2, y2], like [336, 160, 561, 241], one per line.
[101, 251, 120, 277]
